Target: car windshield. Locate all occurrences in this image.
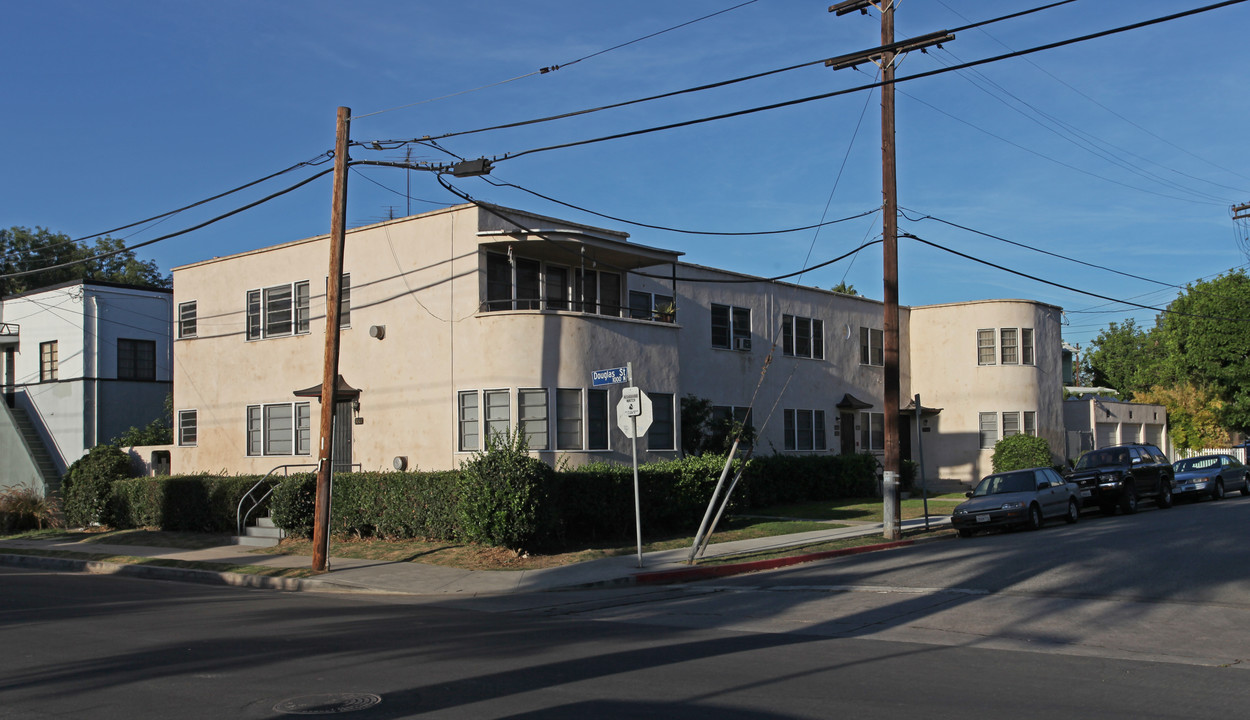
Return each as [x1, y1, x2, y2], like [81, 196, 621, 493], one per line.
[971, 471, 1034, 497]
[1075, 449, 1130, 469]
[1175, 457, 1219, 472]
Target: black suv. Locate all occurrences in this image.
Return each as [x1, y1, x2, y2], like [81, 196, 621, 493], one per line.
[1065, 443, 1174, 514]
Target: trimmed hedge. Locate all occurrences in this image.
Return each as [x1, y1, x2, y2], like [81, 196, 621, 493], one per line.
[81, 451, 880, 550]
[110, 475, 265, 532]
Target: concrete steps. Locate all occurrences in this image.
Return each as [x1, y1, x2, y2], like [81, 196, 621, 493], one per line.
[9, 405, 60, 495]
[233, 516, 285, 548]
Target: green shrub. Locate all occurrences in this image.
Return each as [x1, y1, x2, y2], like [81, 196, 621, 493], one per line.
[456, 428, 551, 550]
[992, 434, 1054, 473]
[62, 445, 132, 527]
[270, 473, 317, 538]
[110, 475, 265, 532]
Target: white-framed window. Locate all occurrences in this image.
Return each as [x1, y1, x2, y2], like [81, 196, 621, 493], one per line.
[575, 269, 621, 316]
[784, 409, 827, 451]
[587, 389, 609, 450]
[979, 412, 998, 449]
[556, 388, 583, 450]
[1023, 410, 1037, 436]
[647, 392, 676, 450]
[40, 341, 58, 381]
[485, 251, 618, 315]
[178, 301, 197, 339]
[246, 281, 310, 340]
[977, 329, 996, 365]
[860, 411, 884, 451]
[458, 391, 479, 452]
[711, 304, 751, 349]
[519, 388, 549, 450]
[859, 327, 883, 366]
[177, 409, 197, 446]
[484, 389, 510, 441]
[117, 338, 156, 381]
[1002, 411, 1020, 437]
[1021, 328, 1035, 365]
[1001, 328, 1019, 365]
[246, 402, 312, 456]
[783, 315, 824, 359]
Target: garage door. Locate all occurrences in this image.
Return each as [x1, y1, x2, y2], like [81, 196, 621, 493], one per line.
[1144, 424, 1164, 447]
[1122, 423, 1141, 443]
[1096, 422, 1118, 447]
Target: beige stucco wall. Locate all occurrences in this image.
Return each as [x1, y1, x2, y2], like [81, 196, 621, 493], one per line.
[908, 299, 1064, 487]
[171, 205, 684, 474]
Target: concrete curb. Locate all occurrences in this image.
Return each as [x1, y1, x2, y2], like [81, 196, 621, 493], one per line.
[0, 551, 329, 593]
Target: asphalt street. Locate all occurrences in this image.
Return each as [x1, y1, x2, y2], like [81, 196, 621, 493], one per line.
[3, 495, 1248, 718]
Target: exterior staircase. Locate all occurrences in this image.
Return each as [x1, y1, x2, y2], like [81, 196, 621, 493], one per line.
[234, 515, 285, 548]
[9, 405, 60, 496]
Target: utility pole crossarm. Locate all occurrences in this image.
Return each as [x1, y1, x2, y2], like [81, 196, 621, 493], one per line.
[825, 30, 955, 70]
[1233, 202, 1250, 220]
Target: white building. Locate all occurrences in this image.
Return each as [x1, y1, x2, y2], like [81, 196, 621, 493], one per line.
[0, 280, 173, 493]
[169, 204, 1065, 489]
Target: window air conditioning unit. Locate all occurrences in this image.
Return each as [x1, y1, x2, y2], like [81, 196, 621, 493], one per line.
[735, 337, 752, 351]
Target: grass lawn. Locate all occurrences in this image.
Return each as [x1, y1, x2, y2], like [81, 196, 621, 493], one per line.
[0, 496, 954, 572]
[745, 495, 960, 523]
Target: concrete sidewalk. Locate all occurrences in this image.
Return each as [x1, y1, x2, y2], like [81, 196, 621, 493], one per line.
[0, 516, 949, 596]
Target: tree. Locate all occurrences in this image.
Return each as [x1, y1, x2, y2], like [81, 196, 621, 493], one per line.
[1153, 270, 1250, 432]
[831, 281, 858, 296]
[1082, 319, 1159, 394]
[1133, 383, 1230, 453]
[0, 226, 169, 296]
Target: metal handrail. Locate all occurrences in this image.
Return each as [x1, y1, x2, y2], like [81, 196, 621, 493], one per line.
[236, 464, 317, 537]
[0, 322, 18, 336]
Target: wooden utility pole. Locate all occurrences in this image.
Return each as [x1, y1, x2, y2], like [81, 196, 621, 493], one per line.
[312, 106, 351, 573]
[879, 0, 902, 541]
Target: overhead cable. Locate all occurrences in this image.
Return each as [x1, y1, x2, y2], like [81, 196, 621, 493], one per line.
[0, 168, 335, 282]
[489, 0, 1248, 164]
[350, 0, 761, 121]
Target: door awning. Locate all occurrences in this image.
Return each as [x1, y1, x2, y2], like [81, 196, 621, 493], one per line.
[835, 393, 874, 410]
[901, 398, 943, 415]
[293, 374, 360, 402]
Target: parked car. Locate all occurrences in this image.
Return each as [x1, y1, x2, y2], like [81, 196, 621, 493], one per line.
[951, 467, 1081, 537]
[1171, 454, 1250, 501]
[1064, 443, 1173, 514]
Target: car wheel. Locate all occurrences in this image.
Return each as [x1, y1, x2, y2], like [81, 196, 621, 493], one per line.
[1157, 480, 1173, 509]
[1211, 480, 1225, 501]
[1065, 499, 1079, 524]
[957, 528, 973, 538]
[1240, 479, 1250, 497]
[1026, 503, 1043, 530]
[1119, 484, 1138, 514]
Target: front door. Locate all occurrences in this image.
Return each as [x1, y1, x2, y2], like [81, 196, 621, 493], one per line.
[840, 413, 855, 455]
[332, 400, 353, 471]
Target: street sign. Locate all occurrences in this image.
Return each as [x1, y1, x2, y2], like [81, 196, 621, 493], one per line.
[592, 367, 629, 387]
[617, 388, 653, 438]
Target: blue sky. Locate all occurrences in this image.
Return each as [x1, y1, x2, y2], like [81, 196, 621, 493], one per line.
[4, 0, 1248, 352]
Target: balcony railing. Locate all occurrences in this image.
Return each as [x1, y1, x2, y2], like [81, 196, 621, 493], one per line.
[480, 297, 675, 323]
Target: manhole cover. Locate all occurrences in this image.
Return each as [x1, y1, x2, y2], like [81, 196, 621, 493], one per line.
[273, 693, 383, 714]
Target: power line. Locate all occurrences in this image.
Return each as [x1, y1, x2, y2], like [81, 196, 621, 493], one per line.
[900, 209, 1183, 288]
[480, 177, 881, 236]
[357, 1, 1078, 151]
[486, 0, 1248, 165]
[0, 152, 335, 263]
[436, 173, 883, 284]
[903, 232, 1250, 322]
[0, 168, 335, 283]
[350, 0, 762, 121]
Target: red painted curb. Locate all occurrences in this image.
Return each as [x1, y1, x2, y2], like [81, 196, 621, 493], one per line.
[634, 538, 918, 585]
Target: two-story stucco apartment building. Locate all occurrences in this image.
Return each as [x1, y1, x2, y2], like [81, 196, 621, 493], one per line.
[1, 280, 173, 494]
[168, 203, 1063, 489]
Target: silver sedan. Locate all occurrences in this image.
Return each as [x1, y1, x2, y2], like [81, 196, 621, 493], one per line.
[1171, 454, 1250, 501]
[951, 466, 1081, 537]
